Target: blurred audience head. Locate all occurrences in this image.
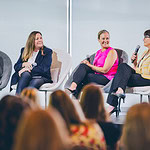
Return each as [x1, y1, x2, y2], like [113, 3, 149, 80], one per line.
[0, 95, 30, 150]
[49, 90, 81, 131]
[13, 108, 71, 150]
[80, 84, 108, 122]
[121, 103, 150, 150]
[20, 87, 40, 108]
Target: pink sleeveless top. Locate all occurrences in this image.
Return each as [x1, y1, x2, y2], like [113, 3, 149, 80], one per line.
[93, 47, 119, 80]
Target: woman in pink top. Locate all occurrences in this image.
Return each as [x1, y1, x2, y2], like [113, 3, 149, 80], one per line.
[66, 30, 119, 99]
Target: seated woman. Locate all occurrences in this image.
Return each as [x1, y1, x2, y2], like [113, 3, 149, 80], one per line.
[107, 29, 150, 113]
[49, 90, 106, 150]
[80, 84, 121, 150]
[66, 29, 118, 98]
[10, 31, 53, 95]
[120, 103, 150, 150]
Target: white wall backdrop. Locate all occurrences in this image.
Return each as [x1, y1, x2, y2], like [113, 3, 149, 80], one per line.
[71, 0, 150, 68]
[1, 0, 150, 107]
[0, 0, 67, 98]
[71, 0, 150, 107]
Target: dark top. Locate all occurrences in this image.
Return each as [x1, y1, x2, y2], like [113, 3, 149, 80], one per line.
[98, 121, 122, 147]
[10, 46, 53, 89]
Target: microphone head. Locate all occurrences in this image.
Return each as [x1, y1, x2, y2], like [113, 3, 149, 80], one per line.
[135, 45, 140, 54]
[86, 55, 90, 62]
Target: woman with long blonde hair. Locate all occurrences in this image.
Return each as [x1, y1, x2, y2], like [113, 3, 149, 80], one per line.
[10, 31, 53, 94]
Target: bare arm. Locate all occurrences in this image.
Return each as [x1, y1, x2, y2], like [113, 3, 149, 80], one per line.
[84, 49, 118, 73]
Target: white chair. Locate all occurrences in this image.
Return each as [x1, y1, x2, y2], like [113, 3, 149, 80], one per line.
[126, 86, 150, 103]
[11, 49, 72, 107]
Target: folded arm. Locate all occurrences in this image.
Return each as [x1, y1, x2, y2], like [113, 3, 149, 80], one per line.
[85, 49, 118, 73]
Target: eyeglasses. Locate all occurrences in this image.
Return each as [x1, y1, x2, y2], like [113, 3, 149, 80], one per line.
[144, 35, 150, 39]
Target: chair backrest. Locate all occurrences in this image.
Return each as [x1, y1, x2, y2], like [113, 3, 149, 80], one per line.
[51, 49, 72, 83]
[89, 48, 128, 65]
[64, 48, 128, 89]
[0, 51, 12, 90]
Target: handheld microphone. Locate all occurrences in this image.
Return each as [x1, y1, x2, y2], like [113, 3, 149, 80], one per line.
[32, 62, 37, 68]
[131, 45, 140, 63]
[86, 55, 91, 63]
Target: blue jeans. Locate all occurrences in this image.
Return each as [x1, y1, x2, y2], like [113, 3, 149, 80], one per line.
[16, 72, 50, 94]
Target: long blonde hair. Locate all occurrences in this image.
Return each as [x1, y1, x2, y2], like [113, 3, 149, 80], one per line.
[22, 31, 44, 61]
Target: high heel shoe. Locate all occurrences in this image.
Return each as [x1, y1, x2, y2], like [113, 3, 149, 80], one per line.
[65, 88, 78, 99]
[109, 107, 117, 115]
[110, 107, 120, 117]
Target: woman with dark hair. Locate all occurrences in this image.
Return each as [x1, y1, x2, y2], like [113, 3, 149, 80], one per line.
[10, 31, 53, 94]
[80, 84, 121, 150]
[66, 30, 118, 98]
[107, 29, 150, 113]
[0, 95, 30, 150]
[49, 90, 106, 150]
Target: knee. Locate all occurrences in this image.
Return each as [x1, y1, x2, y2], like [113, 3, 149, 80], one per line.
[79, 63, 89, 70]
[21, 72, 31, 79]
[118, 63, 128, 70]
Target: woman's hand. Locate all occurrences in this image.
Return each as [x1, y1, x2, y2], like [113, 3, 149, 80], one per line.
[22, 62, 33, 70]
[81, 60, 90, 65]
[131, 53, 138, 67]
[18, 67, 31, 77]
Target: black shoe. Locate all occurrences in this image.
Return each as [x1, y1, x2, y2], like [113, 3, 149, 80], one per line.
[65, 88, 78, 99]
[110, 107, 120, 117]
[111, 92, 126, 99]
[109, 107, 117, 115]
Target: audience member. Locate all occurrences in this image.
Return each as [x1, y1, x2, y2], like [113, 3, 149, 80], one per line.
[49, 90, 106, 150]
[120, 103, 150, 150]
[0, 95, 30, 150]
[80, 84, 121, 150]
[107, 29, 150, 114]
[10, 31, 53, 94]
[13, 108, 71, 150]
[20, 87, 40, 108]
[66, 29, 118, 99]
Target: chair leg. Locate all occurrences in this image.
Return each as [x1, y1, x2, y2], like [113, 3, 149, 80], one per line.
[45, 91, 47, 108]
[116, 97, 121, 117]
[140, 94, 143, 103]
[148, 95, 150, 103]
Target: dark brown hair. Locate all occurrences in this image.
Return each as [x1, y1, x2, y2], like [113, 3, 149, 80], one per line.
[49, 90, 82, 132]
[0, 95, 30, 150]
[80, 84, 107, 122]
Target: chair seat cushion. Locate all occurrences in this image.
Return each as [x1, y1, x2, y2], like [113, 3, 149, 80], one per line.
[11, 83, 57, 91]
[126, 86, 150, 94]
